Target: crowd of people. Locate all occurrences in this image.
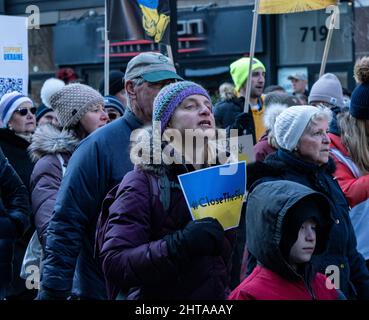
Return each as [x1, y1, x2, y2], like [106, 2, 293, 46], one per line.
[0, 51, 369, 300]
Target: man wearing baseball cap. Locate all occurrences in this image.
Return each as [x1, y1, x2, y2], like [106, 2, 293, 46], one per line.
[124, 52, 183, 123]
[38, 52, 182, 300]
[288, 72, 309, 96]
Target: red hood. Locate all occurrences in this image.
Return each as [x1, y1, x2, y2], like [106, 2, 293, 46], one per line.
[329, 133, 349, 157]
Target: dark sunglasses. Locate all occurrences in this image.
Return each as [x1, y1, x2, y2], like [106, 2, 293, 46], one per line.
[15, 107, 37, 116]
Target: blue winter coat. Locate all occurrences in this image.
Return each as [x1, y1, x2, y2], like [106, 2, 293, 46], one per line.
[40, 111, 143, 299]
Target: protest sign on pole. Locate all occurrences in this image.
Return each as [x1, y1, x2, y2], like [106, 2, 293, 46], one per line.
[0, 15, 28, 97]
[258, 0, 337, 14]
[178, 162, 246, 230]
[257, 0, 338, 80]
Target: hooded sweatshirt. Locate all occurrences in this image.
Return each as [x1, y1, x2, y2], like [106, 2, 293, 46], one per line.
[229, 180, 338, 300]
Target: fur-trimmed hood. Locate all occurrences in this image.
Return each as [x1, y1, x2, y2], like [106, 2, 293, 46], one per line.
[130, 125, 237, 177]
[28, 124, 79, 162]
[263, 103, 289, 131]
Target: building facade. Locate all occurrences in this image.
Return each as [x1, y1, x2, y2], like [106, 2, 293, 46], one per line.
[0, 0, 361, 103]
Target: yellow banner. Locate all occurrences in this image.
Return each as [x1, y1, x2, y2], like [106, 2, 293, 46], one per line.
[258, 0, 337, 14]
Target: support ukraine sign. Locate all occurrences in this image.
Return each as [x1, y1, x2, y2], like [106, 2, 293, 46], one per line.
[178, 162, 246, 230]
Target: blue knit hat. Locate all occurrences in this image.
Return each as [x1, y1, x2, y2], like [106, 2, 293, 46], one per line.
[351, 57, 369, 119]
[36, 103, 53, 122]
[350, 83, 369, 119]
[103, 95, 125, 115]
[0, 91, 33, 127]
[153, 81, 211, 130]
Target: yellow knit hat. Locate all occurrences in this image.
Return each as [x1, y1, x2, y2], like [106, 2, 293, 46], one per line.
[230, 57, 266, 92]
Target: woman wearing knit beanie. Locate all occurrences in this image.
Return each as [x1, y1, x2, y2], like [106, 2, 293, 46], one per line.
[308, 73, 345, 136]
[0, 91, 36, 299]
[244, 104, 369, 299]
[26, 83, 108, 277]
[96, 81, 236, 300]
[0, 91, 36, 186]
[329, 57, 369, 270]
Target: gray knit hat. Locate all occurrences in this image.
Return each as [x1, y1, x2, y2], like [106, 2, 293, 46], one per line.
[48, 83, 104, 128]
[308, 73, 344, 108]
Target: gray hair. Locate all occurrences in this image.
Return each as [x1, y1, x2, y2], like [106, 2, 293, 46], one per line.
[304, 106, 333, 134]
[124, 76, 146, 111]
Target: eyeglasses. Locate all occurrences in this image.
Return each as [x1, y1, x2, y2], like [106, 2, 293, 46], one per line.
[15, 107, 37, 116]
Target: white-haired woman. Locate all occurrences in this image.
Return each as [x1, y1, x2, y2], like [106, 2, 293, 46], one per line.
[245, 105, 369, 300]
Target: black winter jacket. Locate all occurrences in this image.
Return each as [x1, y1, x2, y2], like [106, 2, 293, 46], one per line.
[0, 129, 34, 190]
[214, 97, 244, 129]
[0, 147, 30, 287]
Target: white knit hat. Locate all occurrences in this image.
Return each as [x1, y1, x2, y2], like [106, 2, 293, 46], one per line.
[40, 78, 65, 108]
[274, 105, 320, 151]
[0, 91, 33, 128]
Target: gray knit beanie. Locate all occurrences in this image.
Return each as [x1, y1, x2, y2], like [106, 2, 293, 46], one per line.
[308, 73, 344, 108]
[48, 83, 104, 128]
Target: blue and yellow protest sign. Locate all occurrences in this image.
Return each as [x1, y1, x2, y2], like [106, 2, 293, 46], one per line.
[178, 162, 246, 230]
[258, 0, 336, 14]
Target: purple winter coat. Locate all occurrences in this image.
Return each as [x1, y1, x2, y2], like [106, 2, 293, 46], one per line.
[96, 163, 236, 300]
[253, 132, 276, 162]
[29, 125, 78, 248]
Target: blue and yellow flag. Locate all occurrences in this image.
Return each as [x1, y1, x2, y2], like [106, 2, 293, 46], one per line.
[107, 0, 170, 44]
[258, 0, 337, 14]
[178, 162, 246, 230]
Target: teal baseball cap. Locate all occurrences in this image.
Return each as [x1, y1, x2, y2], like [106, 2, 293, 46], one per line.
[124, 52, 183, 83]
